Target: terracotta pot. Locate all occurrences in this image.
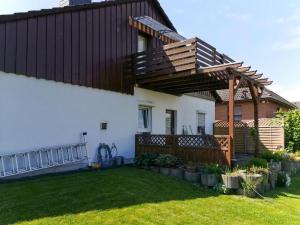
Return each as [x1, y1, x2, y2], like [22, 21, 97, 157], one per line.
[160, 167, 171, 176]
[201, 173, 219, 187]
[170, 168, 184, 179]
[221, 174, 240, 189]
[184, 171, 201, 183]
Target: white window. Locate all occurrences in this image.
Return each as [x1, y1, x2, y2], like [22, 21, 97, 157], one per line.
[196, 112, 206, 135]
[138, 34, 148, 52]
[138, 106, 152, 133]
[234, 106, 242, 121]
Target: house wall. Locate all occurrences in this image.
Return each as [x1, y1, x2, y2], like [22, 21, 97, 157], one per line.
[0, 72, 215, 162]
[216, 101, 289, 121]
[0, 0, 170, 95]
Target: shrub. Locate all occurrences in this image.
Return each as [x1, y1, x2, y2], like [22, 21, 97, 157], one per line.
[247, 166, 269, 175]
[247, 158, 268, 168]
[202, 164, 223, 175]
[135, 153, 159, 167]
[154, 154, 182, 168]
[277, 109, 300, 152]
[260, 150, 284, 162]
[277, 172, 291, 187]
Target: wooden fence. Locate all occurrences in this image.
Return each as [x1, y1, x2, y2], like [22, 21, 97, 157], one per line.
[135, 134, 231, 166]
[214, 119, 284, 153]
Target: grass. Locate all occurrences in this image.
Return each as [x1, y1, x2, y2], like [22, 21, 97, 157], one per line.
[0, 167, 300, 225]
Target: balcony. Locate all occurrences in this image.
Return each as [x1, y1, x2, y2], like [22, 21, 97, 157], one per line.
[127, 38, 271, 95]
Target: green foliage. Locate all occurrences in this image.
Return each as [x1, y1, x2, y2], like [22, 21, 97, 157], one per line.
[213, 183, 231, 194]
[202, 164, 223, 175]
[241, 178, 258, 198]
[259, 150, 284, 162]
[154, 154, 182, 168]
[247, 166, 269, 175]
[277, 172, 288, 187]
[247, 158, 268, 168]
[135, 153, 159, 167]
[277, 109, 300, 152]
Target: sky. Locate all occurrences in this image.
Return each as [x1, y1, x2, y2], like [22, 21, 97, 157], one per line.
[0, 0, 300, 102]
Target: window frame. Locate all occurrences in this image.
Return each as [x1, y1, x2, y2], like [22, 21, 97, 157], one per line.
[234, 105, 242, 122]
[196, 111, 206, 135]
[137, 33, 149, 53]
[138, 105, 152, 133]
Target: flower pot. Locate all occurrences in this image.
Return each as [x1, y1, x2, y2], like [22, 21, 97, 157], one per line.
[269, 171, 278, 189]
[264, 183, 271, 192]
[282, 161, 297, 176]
[113, 156, 124, 167]
[170, 168, 184, 179]
[150, 166, 160, 173]
[261, 173, 269, 186]
[221, 174, 240, 189]
[201, 174, 219, 187]
[268, 161, 281, 172]
[184, 171, 201, 183]
[160, 167, 171, 176]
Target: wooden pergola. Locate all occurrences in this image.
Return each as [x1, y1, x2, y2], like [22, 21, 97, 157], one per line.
[128, 17, 273, 166]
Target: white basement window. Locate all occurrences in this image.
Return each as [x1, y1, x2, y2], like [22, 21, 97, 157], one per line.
[138, 106, 152, 133]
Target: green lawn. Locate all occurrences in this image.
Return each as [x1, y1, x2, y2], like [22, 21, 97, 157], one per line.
[0, 167, 299, 225]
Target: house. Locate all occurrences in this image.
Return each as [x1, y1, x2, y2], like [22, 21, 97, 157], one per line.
[292, 102, 300, 109]
[215, 88, 296, 122]
[0, 0, 272, 171]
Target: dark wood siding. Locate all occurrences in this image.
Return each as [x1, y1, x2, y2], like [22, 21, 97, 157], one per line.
[0, 0, 169, 94]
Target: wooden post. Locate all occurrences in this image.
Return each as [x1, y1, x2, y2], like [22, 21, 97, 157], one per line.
[228, 73, 235, 166]
[248, 82, 261, 156]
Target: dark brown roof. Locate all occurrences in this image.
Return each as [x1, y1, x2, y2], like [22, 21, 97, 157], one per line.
[0, 0, 176, 31]
[217, 88, 296, 109]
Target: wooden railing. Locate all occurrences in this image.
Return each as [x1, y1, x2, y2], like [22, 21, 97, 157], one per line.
[135, 134, 231, 166]
[130, 38, 235, 79]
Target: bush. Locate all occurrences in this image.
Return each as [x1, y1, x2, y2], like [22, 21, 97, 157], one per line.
[154, 154, 182, 168]
[202, 164, 223, 175]
[277, 172, 291, 187]
[260, 150, 284, 162]
[135, 153, 159, 167]
[277, 109, 300, 152]
[247, 158, 268, 168]
[247, 166, 269, 175]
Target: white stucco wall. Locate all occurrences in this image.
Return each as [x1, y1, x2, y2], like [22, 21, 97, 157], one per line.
[0, 72, 215, 162]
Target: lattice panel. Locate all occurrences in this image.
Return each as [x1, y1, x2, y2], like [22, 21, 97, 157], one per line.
[175, 135, 219, 149]
[215, 136, 229, 150]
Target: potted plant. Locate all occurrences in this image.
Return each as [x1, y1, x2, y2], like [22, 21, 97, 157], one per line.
[201, 164, 222, 187]
[154, 154, 180, 176]
[248, 166, 270, 193]
[260, 150, 283, 172]
[281, 152, 297, 176]
[135, 153, 159, 171]
[169, 157, 184, 179]
[240, 177, 259, 198]
[221, 168, 240, 189]
[184, 162, 201, 183]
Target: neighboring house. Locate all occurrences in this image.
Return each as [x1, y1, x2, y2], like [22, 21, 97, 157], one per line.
[293, 102, 300, 109]
[216, 88, 296, 122]
[0, 0, 216, 163]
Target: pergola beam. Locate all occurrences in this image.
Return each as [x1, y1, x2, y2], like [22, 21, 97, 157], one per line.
[197, 62, 243, 74]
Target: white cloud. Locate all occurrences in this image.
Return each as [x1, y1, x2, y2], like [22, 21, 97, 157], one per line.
[276, 7, 300, 24]
[272, 36, 300, 50]
[273, 8, 300, 51]
[224, 12, 251, 21]
[269, 84, 300, 102]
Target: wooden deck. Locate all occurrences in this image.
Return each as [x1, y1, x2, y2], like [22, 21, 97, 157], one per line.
[135, 134, 231, 166]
